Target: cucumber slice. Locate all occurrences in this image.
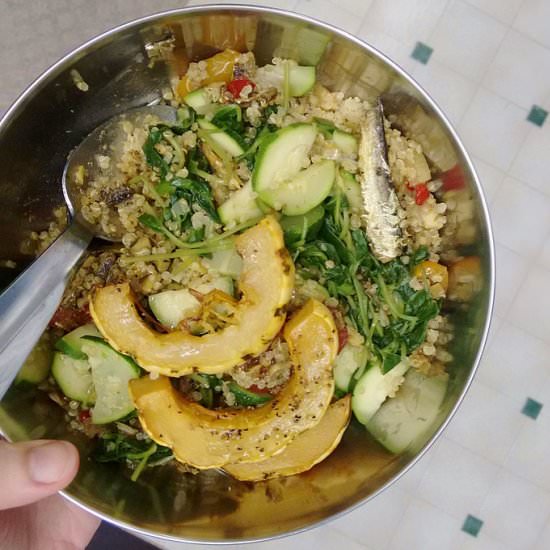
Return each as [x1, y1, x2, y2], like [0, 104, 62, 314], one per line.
[203, 248, 243, 278]
[252, 123, 317, 199]
[197, 119, 244, 157]
[55, 323, 101, 360]
[184, 88, 212, 115]
[16, 332, 52, 385]
[333, 130, 358, 156]
[333, 343, 368, 392]
[81, 337, 140, 425]
[149, 289, 201, 329]
[352, 361, 409, 425]
[280, 204, 324, 245]
[51, 352, 95, 405]
[289, 65, 316, 96]
[366, 370, 449, 454]
[262, 159, 335, 216]
[337, 170, 362, 213]
[218, 182, 263, 226]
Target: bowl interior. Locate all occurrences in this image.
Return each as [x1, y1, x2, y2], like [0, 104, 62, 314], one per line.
[0, 6, 493, 543]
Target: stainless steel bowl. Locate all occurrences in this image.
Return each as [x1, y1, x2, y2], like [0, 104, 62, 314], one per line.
[0, 5, 494, 544]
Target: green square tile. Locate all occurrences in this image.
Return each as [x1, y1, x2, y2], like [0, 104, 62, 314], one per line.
[522, 397, 543, 419]
[411, 42, 433, 64]
[527, 105, 548, 127]
[462, 515, 483, 537]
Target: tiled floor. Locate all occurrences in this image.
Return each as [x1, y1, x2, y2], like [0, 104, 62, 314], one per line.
[3, 0, 550, 548]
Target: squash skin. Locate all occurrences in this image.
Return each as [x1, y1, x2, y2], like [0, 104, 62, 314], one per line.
[90, 216, 294, 376]
[128, 299, 338, 469]
[223, 396, 351, 481]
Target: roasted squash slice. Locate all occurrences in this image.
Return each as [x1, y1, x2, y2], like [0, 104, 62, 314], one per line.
[90, 216, 294, 376]
[128, 299, 338, 468]
[223, 395, 351, 481]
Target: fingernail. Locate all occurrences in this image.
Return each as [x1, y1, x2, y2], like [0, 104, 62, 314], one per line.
[28, 441, 74, 484]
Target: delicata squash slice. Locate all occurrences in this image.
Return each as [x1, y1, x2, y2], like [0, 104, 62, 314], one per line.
[128, 299, 338, 469]
[223, 395, 351, 481]
[90, 216, 294, 377]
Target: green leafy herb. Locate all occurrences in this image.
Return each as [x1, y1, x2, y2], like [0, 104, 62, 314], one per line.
[171, 176, 220, 223]
[93, 432, 172, 481]
[210, 105, 246, 148]
[410, 246, 430, 267]
[143, 128, 169, 178]
[294, 187, 440, 373]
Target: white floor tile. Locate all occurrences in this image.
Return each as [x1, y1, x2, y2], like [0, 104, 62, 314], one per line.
[463, 0, 524, 24]
[332, 484, 410, 550]
[391, 439, 440, 493]
[429, 0, 507, 82]
[539, 237, 550, 272]
[415, 438, 499, 517]
[483, 30, 550, 111]
[508, 265, 550, 346]
[294, 0, 363, 34]
[506, 402, 550, 492]
[481, 469, 550, 548]
[513, 0, 550, 50]
[458, 88, 530, 171]
[485, 313, 503, 349]
[492, 243, 529, 317]
[510, 123, 550, 197]
[356, 26, 418, 74]
[533, 520, 550, 550]
[327, 0, 373, 20]
[454, 531, 512, 550]
[256, 526, 370, 550]
[411, 58, 478, 126]
[388, 498, 462, 550]
[490, 177, 550, 258]
[471, 156, 506, 204]
[444, 380, 526, 465]
[361, 0, 449, 44]
[477, 319, 550, 402]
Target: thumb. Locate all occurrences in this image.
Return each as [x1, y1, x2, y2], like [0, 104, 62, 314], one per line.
[0, 440, 79, 510]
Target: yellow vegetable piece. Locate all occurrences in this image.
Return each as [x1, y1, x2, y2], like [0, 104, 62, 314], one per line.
[128, 299, 338, 469]
[176, 49, 240, 96]
[90, 216, 294, 376]
[223, 395, 351, 481]
[414, 260, 448, 290]
[448, 256, 482, 302]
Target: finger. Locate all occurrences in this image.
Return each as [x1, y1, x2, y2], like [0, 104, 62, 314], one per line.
[0, 440, 79, 510]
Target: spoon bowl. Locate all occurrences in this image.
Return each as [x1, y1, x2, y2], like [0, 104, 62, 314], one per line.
[63, 104, 177, 241]
[0, 104, 176, 397]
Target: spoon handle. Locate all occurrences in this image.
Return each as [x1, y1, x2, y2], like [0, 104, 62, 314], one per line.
[0, 224, 92, 399]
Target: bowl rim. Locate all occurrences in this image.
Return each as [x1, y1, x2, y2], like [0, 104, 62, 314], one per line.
[0, 3, 495, 545]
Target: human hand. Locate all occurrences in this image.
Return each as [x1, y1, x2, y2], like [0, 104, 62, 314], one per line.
[0, 439, 100, 550]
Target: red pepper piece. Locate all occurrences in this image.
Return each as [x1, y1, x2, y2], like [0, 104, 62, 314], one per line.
[414, 183, 430, 205]
[441, 164, 465, 191]
[49, 305, 92, 331]
[337, 325, 349, 353]
[227, 77, 254, 97]
[79, 409, 91, 422]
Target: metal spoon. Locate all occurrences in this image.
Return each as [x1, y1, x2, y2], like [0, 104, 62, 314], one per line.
[0, 105, 176, 398]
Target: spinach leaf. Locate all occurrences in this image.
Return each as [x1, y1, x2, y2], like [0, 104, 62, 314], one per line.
[93, 432, 172, 481]
[171, 177, 220, 223]
[138, 213, 165, 233]
[143, 128, 169, 178]
[211, 105, 246, 148]
[410, 246, 430, 266]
